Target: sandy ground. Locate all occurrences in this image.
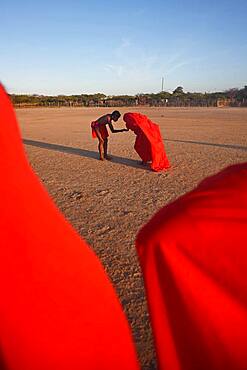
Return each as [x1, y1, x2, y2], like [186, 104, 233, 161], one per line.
[16, 106, 247, 369]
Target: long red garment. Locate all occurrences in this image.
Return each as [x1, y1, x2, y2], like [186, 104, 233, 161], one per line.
[123, 112, 170, 171]
[136, 163, 247, 370]
[0, 85, 139, 370]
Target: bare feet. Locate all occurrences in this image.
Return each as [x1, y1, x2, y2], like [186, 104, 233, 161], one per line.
[105, 155, 112, 161]
[99, 157, 105, 161]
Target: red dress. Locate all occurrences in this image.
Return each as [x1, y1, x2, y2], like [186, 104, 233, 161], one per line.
[123, 112, 170, 171]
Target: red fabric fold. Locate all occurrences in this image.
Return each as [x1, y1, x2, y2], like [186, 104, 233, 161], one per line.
[0, 85, 139, 370]
[123, 112, 170, 171]
[136, 163, 247, 370]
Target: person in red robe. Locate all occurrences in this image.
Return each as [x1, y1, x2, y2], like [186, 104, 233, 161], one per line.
[0, 84, 140, 370]
[123, 112, 170, 172]
[136, 162, 247, 370]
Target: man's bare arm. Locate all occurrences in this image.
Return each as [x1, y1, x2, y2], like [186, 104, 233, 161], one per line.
[108, 122, 128, 133]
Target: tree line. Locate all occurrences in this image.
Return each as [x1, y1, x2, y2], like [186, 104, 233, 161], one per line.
[10, 86, 247, 108]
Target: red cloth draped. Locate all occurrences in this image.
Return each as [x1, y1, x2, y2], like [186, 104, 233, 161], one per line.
[123, 112, 170, 171]
[136, 163, 247, 370]
[0, 85, 139, 370]
[91, 121, 109, 139]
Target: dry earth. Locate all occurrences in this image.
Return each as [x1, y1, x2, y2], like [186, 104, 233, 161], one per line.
[16, 106, 247, 370]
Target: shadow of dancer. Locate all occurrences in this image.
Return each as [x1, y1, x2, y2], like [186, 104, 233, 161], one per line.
[23, 139, 149, 171]
[166, 138, 247, 151]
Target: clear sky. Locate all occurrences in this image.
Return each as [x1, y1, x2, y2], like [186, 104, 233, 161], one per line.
[1, 0, 247, 95]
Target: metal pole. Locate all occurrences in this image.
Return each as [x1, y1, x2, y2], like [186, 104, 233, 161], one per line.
[161, 77, 164, 92]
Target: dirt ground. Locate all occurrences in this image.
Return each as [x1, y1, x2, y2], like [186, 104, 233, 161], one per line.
[16, 106, 247, 370]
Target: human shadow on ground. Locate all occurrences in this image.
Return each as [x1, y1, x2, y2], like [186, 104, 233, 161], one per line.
[23, 139, 147, 170]
[166, 138, 247, 151]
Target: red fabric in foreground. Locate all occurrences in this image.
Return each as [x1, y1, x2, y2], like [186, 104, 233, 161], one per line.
[136, 163, 247, 370]
[0, 85, 139, 370]
[123, 112, 170, 171]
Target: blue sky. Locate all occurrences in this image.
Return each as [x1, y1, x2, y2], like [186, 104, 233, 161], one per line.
[1, 0, 247, 95]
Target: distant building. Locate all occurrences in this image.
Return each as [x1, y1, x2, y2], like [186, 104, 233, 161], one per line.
[216, 98, 232, 107]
